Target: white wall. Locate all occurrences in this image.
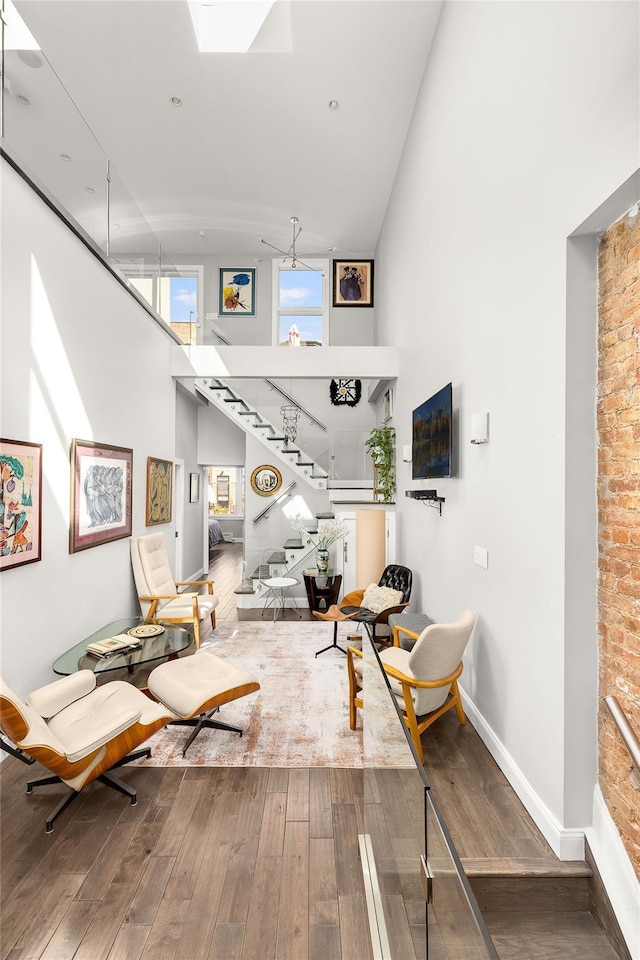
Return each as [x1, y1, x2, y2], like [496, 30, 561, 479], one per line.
[0, 160, 195, 693]
[376, 0, 639, 863]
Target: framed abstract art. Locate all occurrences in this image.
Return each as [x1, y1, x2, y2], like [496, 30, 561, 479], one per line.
[0, 438, 43, 570]
[146, 457, 173, 526]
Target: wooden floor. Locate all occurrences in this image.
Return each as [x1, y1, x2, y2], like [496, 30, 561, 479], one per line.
[0, 543, 625, 959]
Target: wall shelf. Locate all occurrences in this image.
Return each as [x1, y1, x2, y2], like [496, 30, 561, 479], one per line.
[405, 490, 445, 515]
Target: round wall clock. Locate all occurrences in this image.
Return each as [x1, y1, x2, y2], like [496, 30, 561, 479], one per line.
[330, 379, 362, 407]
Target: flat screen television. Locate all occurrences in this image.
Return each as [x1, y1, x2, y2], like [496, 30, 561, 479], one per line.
[412, 383, 453, 480]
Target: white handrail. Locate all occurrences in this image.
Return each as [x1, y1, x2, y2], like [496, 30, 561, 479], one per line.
[604, 696, 640, 771]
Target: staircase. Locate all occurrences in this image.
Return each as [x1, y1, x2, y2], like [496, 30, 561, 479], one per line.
[195, 377, 328, 489]
[467, 859, 627, 959]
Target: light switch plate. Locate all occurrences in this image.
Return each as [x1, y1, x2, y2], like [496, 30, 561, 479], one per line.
[474, 545, 489, 569]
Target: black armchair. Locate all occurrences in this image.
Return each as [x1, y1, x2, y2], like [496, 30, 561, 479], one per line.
[339, 563, 413, 641]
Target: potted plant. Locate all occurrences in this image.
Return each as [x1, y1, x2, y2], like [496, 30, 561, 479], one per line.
[365, 424, 396, 503]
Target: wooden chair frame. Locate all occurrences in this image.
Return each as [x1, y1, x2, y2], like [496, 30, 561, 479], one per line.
[139, 579, 216, 649]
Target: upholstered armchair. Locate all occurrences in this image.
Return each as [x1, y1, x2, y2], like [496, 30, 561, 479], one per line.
[324, 563, 413, 642]
[347, 610, 476, 763]
[131, 533, 219, 648]
[0, 671, 173, 832]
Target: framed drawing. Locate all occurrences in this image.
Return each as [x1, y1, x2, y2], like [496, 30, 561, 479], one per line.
[218, 268, 256, 317]
[332, 259, 374, 307]
[250, 464, 282, 497]
[70, 439, 132, 553]
[189, 472, 200, 503]
[1, 438, 43, 571]
[383, 387, 394, 422]
[146, 457, 173, 526]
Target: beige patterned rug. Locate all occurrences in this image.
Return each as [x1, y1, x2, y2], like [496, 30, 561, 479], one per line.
[140, 619, 367, 768]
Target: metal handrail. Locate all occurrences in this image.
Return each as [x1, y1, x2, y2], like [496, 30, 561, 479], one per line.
[604, 696, 640, 771]
[252, 480, 297, 525]
[208, 323, 327, 431]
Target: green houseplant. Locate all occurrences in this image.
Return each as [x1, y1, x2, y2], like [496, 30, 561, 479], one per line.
[365, 424, 396, 503]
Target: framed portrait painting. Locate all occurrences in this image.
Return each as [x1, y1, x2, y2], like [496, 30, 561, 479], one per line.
[218, 268, 256, 317]
[332, 259, 374, 307]
[146, 457, 173, 526]
[1, 438, 43, 571]
[70, 439, 132, 553]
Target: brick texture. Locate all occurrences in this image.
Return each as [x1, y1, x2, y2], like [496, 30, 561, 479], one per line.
[597, 205, 640, 880]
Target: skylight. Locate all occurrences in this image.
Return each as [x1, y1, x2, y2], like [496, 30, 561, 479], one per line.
[188, 1, 278, 53]
[4, 0, 40, 51]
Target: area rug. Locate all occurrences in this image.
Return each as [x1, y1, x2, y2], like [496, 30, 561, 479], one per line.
[140, 619, 364, 767]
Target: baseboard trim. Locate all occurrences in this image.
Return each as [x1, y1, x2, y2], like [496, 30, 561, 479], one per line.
[585, 786, 639, 960]
[460, 691, 585, 862]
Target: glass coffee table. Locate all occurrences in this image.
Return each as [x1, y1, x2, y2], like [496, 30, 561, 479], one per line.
[53, 617, 193, 684]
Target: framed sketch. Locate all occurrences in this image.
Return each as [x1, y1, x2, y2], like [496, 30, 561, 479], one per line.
[332, 259, 374, 307]
[250, 464, 282, 497]
[218, 268, 256, 317]
[1, 438, 43, 571]
[70, 439, 132, 553]
[189, 472, 200, 503]
[383, 387, 394, 422]
[146, 457, 173, 526]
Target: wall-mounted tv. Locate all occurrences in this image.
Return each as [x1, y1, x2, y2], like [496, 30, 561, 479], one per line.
[412, 383, 453, 480]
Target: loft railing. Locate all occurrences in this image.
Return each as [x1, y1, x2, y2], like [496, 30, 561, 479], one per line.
[605, 696, 640, 771]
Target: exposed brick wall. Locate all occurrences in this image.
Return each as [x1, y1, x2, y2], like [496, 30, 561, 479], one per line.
[597, 205, 640, 880]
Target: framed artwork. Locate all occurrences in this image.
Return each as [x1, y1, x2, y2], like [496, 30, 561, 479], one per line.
[218, 268, 256, 317]
[250, 464, 282, 497]
[70, 439, 132, 553]
[146, 457, 173, 526]
[189, 472, 200, 503]
[332, 259, 374, 307]
[383, 387, 394, 422]
[330, 379, 362, 407]
[1, 439, 43, 571]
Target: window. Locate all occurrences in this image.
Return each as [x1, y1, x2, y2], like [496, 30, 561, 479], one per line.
[207, 467, 245, 517]
[126, 266, 203, 345]
[273, 260, 328, 346]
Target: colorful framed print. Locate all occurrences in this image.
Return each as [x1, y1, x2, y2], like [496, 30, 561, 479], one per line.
[332, 259, 374, 307]
[383, 387, 394, 422]
[189, 472, 200, 503]
[146, 457, 173, 526]
[70, 439, 132, 553]
[218, 268, 256, 317]
[1, 439, 43, 571]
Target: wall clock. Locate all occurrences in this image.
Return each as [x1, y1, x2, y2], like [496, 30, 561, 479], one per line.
[330, 379, 362, 407]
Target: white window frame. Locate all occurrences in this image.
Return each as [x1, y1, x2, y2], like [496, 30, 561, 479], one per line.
[271, 258, 329, 346]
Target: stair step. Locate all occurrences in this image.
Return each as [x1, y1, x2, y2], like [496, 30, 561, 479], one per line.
[316, 512, 335, 519]
[234, 579, 256, 595]
[463, 859, 592, 916]
[266, 435, 286, 442]
[237, 411, 259, 417]
[283, 538, 305, 549]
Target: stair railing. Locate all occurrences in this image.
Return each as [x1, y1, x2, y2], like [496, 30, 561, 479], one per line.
[207, 323, 327, 432]
[252, 480, 297, 525]
[604, 695, 640, 772]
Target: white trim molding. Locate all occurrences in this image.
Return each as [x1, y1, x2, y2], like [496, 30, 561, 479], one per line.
[461, 690, 586, 862]
[586, 786, 640, 960]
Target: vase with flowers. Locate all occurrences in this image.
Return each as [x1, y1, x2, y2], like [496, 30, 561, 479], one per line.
[290, 515, 349, 573]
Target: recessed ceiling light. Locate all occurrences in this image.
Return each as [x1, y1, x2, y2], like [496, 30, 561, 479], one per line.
[170, 96, 183, 107]
[16, 94, 30, 105]
[328, 100, 339, 110]
[198, 231, 207, 238]
[85, 186, 95, 194]
[59, 153, 71, 161]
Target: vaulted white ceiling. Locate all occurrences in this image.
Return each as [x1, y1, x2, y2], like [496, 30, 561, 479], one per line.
[7, 1, 442, 260]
